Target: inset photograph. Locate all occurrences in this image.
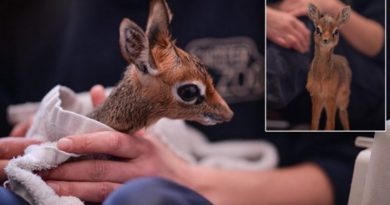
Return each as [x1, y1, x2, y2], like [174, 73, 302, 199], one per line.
[266, 0, 386, 131]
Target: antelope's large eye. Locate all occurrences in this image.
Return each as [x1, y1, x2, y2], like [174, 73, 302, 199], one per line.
[177, 84, 200, 102]
[333, 29, 339, 36]
[315, 27, 322, 35]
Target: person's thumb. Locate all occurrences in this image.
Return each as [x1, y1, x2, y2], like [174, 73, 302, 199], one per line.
[90, 85, 107, 108]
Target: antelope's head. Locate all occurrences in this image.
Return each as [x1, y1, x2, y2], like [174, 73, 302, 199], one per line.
[119, 0, 233, 125]
[308, 3, 351, 50]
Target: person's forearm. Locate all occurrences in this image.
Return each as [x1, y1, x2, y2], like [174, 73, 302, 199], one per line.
[331, 1, 384, 57]
[182, 163, 333, 205]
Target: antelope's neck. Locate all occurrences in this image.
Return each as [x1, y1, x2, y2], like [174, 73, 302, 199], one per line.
[88, 68, 152, 134]
[312, 45, 335, 75]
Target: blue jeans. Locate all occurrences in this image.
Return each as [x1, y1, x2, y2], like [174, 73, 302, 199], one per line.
[0, 177, 212, 205]
[0, 186, 29, 205]
[103, 177, 213, 205]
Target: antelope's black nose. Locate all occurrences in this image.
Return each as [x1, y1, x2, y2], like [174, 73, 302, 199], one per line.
[323, 39, 329, 44]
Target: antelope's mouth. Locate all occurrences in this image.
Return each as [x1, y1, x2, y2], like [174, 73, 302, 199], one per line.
[320, 42, 335, 48]
[197, 112, 226, 126]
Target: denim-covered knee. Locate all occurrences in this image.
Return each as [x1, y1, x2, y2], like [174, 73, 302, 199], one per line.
[103, 177, 212, 205]
[0, 187, 29, 205]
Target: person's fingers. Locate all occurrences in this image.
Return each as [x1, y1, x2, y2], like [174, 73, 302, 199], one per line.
[281, 0, 308, 13]
[283, 34, 304, 53]
[42, 160, 142, 183]
[57, 131, 147, 158]
[0, 160, 9, 182]
[289, 21, 310, 53]
[293, 18, 311, 44]
[271, 36, 291, 49]
[9, 116, 34, 137]
[279, 0, 312, 17]
[289, 7, 308, 17]
[0, 137, 42, 159]
[47, 180, 120, 202]
[279, 3, 296, 13]
[269, 28, 308, 53]
[288, 29, 306, 53]
[90, 84, 106, 108]
[279, 0, 301, 12]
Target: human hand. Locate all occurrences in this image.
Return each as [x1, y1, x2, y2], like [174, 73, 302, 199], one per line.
[41, 84, 187, 202]
[277, 0, 340, 17]
[42, 130, 187, 202]
[0, 137, 42, 182]
[267, 7, 310, 53]
[1, 85, 108, 183]
[9, 115, 34, 137]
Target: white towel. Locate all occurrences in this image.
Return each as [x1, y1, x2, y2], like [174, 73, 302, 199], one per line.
[5, 85, 278, 205]
[5, 86, 114, 205]
[148, 119, 278, 170]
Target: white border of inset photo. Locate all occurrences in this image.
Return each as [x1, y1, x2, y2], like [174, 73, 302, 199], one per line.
[264, 0, 387, 132]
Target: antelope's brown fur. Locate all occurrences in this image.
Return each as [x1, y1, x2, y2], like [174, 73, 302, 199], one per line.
[89, 0, 233, 133]
[306, 4, 352, 130]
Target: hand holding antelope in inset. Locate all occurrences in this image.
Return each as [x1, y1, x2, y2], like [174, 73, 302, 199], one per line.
[306, 3, 352, 130]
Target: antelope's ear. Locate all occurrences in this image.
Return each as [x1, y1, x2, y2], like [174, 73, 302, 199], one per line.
[146, 0, 173, 49]
[308, 3, 321, 23]
[119, 18, 158, 75]
[337, 6, 351, 27]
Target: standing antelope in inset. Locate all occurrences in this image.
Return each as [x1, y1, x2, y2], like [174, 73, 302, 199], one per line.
[89, 0, 233, 133]
[306, 3, 352, 130]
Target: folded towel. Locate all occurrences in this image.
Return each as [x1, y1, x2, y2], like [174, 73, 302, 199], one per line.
[5, 86, 114, 205]
[149, 119, 278, 170]
[5, 85, 278, 205]
[5, 142, 82, 205]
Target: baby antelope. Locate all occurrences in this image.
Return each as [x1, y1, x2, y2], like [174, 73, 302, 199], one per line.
[306, 3, 352, 130]
[89, 0, 233, 133]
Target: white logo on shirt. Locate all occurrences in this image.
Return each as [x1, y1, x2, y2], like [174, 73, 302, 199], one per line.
[186, 37, 264, 104]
